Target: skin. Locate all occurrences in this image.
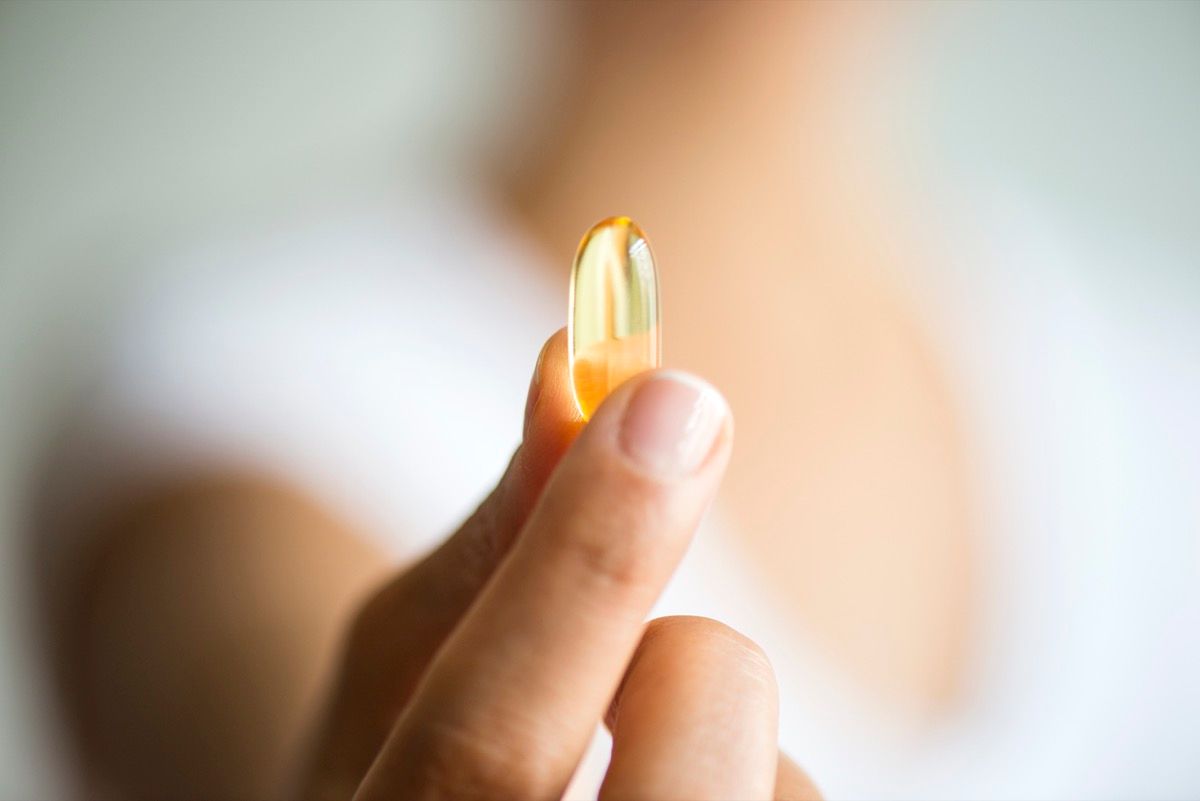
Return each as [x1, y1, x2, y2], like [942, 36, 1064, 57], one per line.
[57, 332, 821, 800]
[63, 477, 387, 800]
[48, 5, 971, 796]
[510, 2, 972, 712]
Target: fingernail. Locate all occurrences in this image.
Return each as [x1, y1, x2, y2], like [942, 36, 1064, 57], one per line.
[619, 371, 727, 477]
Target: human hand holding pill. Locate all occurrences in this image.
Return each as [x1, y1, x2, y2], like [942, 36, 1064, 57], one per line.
[298, 221, 818, 800]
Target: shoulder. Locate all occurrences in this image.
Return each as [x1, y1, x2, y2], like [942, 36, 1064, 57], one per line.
[48, 195, 560, 559]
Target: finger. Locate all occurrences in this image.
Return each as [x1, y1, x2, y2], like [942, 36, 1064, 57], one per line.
[358, 370, 733, 801]
[599, 616, 779, 801]
[300, 329, 582, 799]
[775, 753, 823, 801]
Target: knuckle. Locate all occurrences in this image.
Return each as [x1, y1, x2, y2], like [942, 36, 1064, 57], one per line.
[456, 476, 513, 576]
[645, 613, 738, 642]
[550, 481, 670, 597]
[409, 718, 552, 800]
[732, 634, 777, 690]
[563, 519, 655, 594]
[538, 446, 700, 602]
[646, 615, 777, 687]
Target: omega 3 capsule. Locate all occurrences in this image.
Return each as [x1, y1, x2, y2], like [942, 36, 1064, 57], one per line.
[568, 216, 661, 420]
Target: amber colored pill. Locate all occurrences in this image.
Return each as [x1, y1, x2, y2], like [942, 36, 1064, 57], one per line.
[568, 216, 662, 420]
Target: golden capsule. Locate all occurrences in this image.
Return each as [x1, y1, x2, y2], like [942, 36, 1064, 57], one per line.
[568, 216, 662, 420]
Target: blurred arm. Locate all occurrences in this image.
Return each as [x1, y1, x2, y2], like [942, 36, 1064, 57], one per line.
[60, 474, 388, 801]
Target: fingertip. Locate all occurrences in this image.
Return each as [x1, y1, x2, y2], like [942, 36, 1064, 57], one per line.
[522, 328, 585, 480]
[523, 335, 552, 429]
[579, 368, 734, 481]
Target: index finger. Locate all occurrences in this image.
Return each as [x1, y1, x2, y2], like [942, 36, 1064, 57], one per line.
[300, 329, 582, 799]
[358, 369, 733, 801]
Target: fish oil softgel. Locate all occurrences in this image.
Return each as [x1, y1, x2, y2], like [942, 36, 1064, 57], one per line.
[568, 216, 661, 420]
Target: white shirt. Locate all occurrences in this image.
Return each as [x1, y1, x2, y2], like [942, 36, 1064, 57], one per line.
[50, 184, 1200, 800]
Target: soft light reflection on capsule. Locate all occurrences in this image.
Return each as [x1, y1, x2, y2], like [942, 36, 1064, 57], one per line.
[568, 216, 661, 420]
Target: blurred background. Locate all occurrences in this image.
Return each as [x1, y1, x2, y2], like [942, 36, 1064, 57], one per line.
[1, 2, 1198, 799]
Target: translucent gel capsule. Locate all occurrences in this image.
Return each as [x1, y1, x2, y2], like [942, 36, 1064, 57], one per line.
[568, 216, 661, 420]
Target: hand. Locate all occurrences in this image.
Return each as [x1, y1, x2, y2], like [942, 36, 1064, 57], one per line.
[299, 330, 820, 800]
